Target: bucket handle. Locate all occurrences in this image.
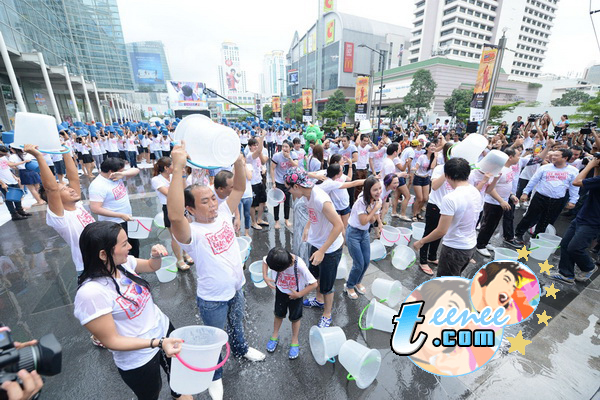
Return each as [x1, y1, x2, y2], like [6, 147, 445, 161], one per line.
[529, 246, 540, 251]
[407, 257, 417, 269]
[186, 158, 224, 170]
[174, 341, 230, 372]
[381, 228, 401, 243]
[358, 299, 387, 331]
[347, 373, 356, 381]
[136, 219, 152, 232]
[250, 274, 264, 284]
[10, 144, 71, 155]
[327, 357, 336, 364]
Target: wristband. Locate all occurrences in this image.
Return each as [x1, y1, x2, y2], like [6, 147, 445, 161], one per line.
[158, 337, 165, 349]
[150, 338, 156, 348]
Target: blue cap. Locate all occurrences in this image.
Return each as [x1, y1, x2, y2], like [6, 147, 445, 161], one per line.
[150, 127, 159, 135]
[91, 132, 97, 138]
[155, 121, 161, 127]
[116, 128, 124, 136]
[260, 122, 266, 129]
[75, 129, 84, 136]
[95, 122, 102, 128]
[89, 126, 97, 134]
[164, 119, 170, 125]
[250, 129, 256, 136]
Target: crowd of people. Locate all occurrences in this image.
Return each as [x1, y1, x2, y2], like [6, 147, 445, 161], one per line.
[0, 112, 599, 400]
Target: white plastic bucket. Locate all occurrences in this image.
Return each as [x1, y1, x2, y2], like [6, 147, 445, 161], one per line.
[266, 188, 285, 207]
[173, 114, 240, 168]
[371, 278, 403, 308]
[391, 246, 416, 270]
[529, 224, 555, 236]
[365, 298, 397, 333]
[239, 235, 252, 253]
[338, 340, 382, 389]
[13, 112, 62, 152]
[169, 326, 229, 395]
[236, 237, 250, 263]
[156, 256, 178, 283]
[476, 149, 509, 176]
[336, 253, 349, 280]
[127, 217, 153, 239]
[411, 222, 425, 241]
[380, 226, 401, 246]
[309, 326, 347, 366]
[537, 233, 561, 248]
[450, 133, 488, 165]
[493, 247, 519, 261]
[397, 227, 412, 246]
[529, 239, 558, 260]
[248, 261, 267, 288]
[370, 240, 387, 261]
[153, 212, 165, 229]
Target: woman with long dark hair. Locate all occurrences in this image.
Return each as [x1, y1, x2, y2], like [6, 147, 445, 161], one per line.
[412, 142, 437, 221]
[307, 144, 324, 172]
[9, 148, 45, 206]
[73, 221, 192, 400]
[344, 176, 382, 298]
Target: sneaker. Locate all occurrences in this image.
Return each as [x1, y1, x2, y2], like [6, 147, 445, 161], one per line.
[476, 248, 492, 258]
[17, 210, 32, 217]
[288, 344, 300, 360]
[317, 316, 332, 328]
[514, 203, 520, 209]
[243, 347, 266, 362]
[522, 201, 529, 208]
[548, 273, 575, 285]
[303, 298, 324, 309]
[486, 244, 495, 251]
[503, 238, 520, 248]
[514, 236, 526, 246]
[575, 266, 598, 282]
[208, 378, 223, 400]
[10, 214, 27, 221]
[266, 337, 278, 353]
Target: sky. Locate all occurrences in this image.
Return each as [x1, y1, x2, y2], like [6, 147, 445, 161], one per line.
[116, 0, 600, 92]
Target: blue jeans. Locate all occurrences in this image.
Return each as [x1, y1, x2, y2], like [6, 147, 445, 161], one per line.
[346, 225, 371, 289]
[196, 289, 249, 381]
[127, 151, 137, 168]
[238, 197, 252, 230]
[558, 219, 597, 278]
[153, 150, 163, 160]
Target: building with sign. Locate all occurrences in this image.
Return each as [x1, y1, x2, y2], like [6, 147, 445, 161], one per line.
[261, 51, 286, 98]
[286, 12, 410, 111]
[218, 42, 248, 96]
[126, 41, 172, 92]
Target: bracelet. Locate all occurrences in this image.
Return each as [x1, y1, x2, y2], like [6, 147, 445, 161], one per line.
[150, 338, 156, 348]
[150, 254, 162, 259]
[158, 337, 165, 349]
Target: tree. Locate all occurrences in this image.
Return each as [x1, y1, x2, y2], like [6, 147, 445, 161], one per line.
[386, 103, 409, 122]
[325, 89, 347, 114]
[283, 101, 303, 122]
[443, 89, 471, 120]
[570, 91, 600, 127]
[403, 69, 437, 118]
[488, 101, 523, 124]
[262, 104, 273, 121]
[550, 90, 593, 107]
[346, 99, 356, 121]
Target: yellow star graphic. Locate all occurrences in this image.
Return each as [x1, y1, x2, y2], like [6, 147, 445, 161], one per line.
[536, 310, 552, 326]
[544, 283, 560, 300]
[538, 259, 553, 275]
[517, 245, 532, 261]
[507, 330, 532, 355]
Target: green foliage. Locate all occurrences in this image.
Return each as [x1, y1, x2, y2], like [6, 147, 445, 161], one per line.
[283, 101, 303, 123]
[262, 104, 273, 121]
[386, 103, 409, 121]
[523, 101, 541, 107]
[325, 89, 348, 114]
[528, 82, 542, 89]
[488, 101, 523, 124]
[570, 91, 600, 127]
[346, 99, 356, 121]
[550, 90, 593, 107]
[443, 89, 471, 120]
[403, 69, 437, 118]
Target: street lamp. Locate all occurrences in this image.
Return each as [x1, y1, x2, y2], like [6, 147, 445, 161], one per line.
[358, 44, 386, 133]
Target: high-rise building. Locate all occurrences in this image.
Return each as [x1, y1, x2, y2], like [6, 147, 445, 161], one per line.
[261, 51, 286, 97]
[126, 41, 172, 92]
[407, 0, 558, 81]
[218, 42, 247, 95]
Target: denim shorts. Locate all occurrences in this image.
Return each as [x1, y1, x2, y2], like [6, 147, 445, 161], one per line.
[308, 245, 343, 295]
[336, 205, 352, 216]
[398, 177, 406, 186]
[413, 175, 431, 186]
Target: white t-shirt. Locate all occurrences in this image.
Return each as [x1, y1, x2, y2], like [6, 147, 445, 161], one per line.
[46, 202, 95, 272]
[160, 137, 170, 151]
[306, 186, 343, 253]
[356, 145, 372, 170]
[429, 165, 454, 207]
[0, 156, 18, 185]
[381, 157, 397, 178]
[88, 175, 132, 223]
[151, 174, 170, 205]
[125, 137, 137, 152]
[91, 142, 103, 156]
[107, 138, 119, 153]
[9, 154, 31, 170]
[338, 144, 358, 165]
[415, 154, 433, 177]
[246, 151, 265, 185]
[369, 148, 387, 173]
[177, 202, 245, 301]
[272, 152, 298, 184]
[348, 196, 379, 230]
[243, 165, 253, 199]
[523, 163, 580, 202]
[440, 185, 482, 250]
[293, 148, 306, 170]
[400, 147, 415, 167]
[269, 256, 316, 294]
[484, 165, 519, 206]
[318, 176, 349, 211]
[468, 169, 494, 198]
[74, 256, 169, 371]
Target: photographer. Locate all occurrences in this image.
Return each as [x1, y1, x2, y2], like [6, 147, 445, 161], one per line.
[550, 114, 569, 141]
[0, 337, 44, 400]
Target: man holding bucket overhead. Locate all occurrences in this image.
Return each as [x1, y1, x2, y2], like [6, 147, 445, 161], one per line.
[167, 142, 265, 400]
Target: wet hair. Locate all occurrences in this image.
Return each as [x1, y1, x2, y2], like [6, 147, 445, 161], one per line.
[414, 279, 470, 315]
[504, 148, 516, 158]
[0, 145, 8, 154]
[265, 246, 293, 273]
[292, 138, 301, 145]
[326, 163, 342, 178]
[329, 154, 342, 164]
[362, 176, 379, 205]
[77, 222, 150, 306]
[442, 142, 452, 164]
[341, 135, 351, 142]
[444, 157, 470, 181]
[387, 143, 399, 156]
[184, 184, 200, 208]
[360, 134, 369, 141]
[556, 148, 572, 160]
[383, 173, 398, 188]
[282, 140, 292, 150]
[479, 261, 523, 288]
[571, 145, 582, 154]
[214, 170, 233, 189]
[101, 157, 125, 173]
[248, 138, 258, 147]
[311, 145, 324, 166]
[424, 143, 435, 170]
[153, 156, 171, 177]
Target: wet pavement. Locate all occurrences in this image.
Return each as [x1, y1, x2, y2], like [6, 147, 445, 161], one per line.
[1, 167, 599, 400]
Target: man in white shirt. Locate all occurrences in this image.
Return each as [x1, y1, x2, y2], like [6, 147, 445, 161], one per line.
[167, 143, 265, 400]
[515, 148, 580, 245]
[284, 168, 343, 329]
[354, 134, 377, 200]
[88, 158, 140, 257]
[413, 158, 482, 277]
[247, 136, 269, 229]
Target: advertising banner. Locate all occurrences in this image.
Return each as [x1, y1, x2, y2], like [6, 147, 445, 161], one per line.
[288, 70, 299, 85]
[222, 51, 244, 94]
[167, 81, 207, 110]
[326, 20, 335, 45]
[272, 96, 281, 119]
[323, 0, 334, 13]
[302, 89, 313, 122]
[470, 45, 498, 109]
[343, 42, 354, 73]
[355, 75, 369, 116]
[130, 52, 164, 85]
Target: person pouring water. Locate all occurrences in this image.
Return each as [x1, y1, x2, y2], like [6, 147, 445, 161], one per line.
[167, 142, 265, 400]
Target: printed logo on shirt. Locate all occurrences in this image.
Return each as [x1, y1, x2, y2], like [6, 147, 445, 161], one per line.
[115, 283, 150, 320]
[546, 171, 568, 181]
[205, 221, 235, 255]
[278, 272, 298, 291]
[0, 159, 8, 169]
[112, 182, 127, 201]
[76, 209, 95, 228]
[308, 207, 318, 224]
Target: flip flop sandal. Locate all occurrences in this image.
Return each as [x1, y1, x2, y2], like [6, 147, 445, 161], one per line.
[183, 256, 194, 265]
[399, 216, 412, 222]
[177, 260, 191, 271]
[419, 264, 434, 276]
[258, 221, 270, 226]
[427, 259, 439, 265]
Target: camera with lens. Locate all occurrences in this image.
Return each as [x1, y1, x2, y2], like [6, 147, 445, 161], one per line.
[0, 326, 62, 400]
[581, 121, 597, 135]
[528, 114, 542, 122]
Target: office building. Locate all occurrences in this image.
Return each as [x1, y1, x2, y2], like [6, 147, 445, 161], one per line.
[218, 42, 247, 96]
[126, 41, 172, 92]
[261, 50, 286, 97]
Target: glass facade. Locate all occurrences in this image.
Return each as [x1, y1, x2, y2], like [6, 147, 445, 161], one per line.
[126, 41, 172, 92]
[0, 0, 133, 90]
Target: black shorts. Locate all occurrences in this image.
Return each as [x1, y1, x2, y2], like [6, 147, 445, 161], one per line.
[398, 177, 407, 186]
[162, 204, 171, 228]
[251, 182, 267, 207]
[82, 154, 93, 164]
[163, 150, 171, 157]
[150, 152, 156, 160]
[413, 175, 431, 186]
[274, 287, 303, 321]
[308, 245, 342, 295]
[54, 160, 66, 175]
[119, 150, 127, 160]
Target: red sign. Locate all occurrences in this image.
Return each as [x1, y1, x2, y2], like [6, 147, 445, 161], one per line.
[344, 42, 354, 73]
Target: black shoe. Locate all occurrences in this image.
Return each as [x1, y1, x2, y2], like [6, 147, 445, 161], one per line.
[11, 213, 27, 221]
[514, 236, 526, 246]
[503, 238, 520, 248]
[17, 210, 32, 217]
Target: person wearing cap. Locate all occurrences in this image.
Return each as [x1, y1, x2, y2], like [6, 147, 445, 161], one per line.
[283, 167, 344, 328]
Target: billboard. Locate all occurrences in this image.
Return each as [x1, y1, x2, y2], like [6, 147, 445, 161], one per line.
[222, 51, 244, 94]
[130, 52, 164, 85]
[167, 81, 208, 110]
[302, 89, 313, 122]
[326, 20, 335, 45]
[355, 75, 369, 119]
[471, 45, 498, 110]
[323, 0, 335, 13]
[272, 96, 281, 119]
[288, 70, 299, 85]
[343, 42, 354, 73]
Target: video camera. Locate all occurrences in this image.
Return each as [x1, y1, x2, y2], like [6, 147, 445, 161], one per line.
[528, 114, 543, 122]
[0, 325, 62, 400]
[580, 118, 598, 135]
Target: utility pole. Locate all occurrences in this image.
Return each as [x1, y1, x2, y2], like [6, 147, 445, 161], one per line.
[479, 32, 507, 135]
